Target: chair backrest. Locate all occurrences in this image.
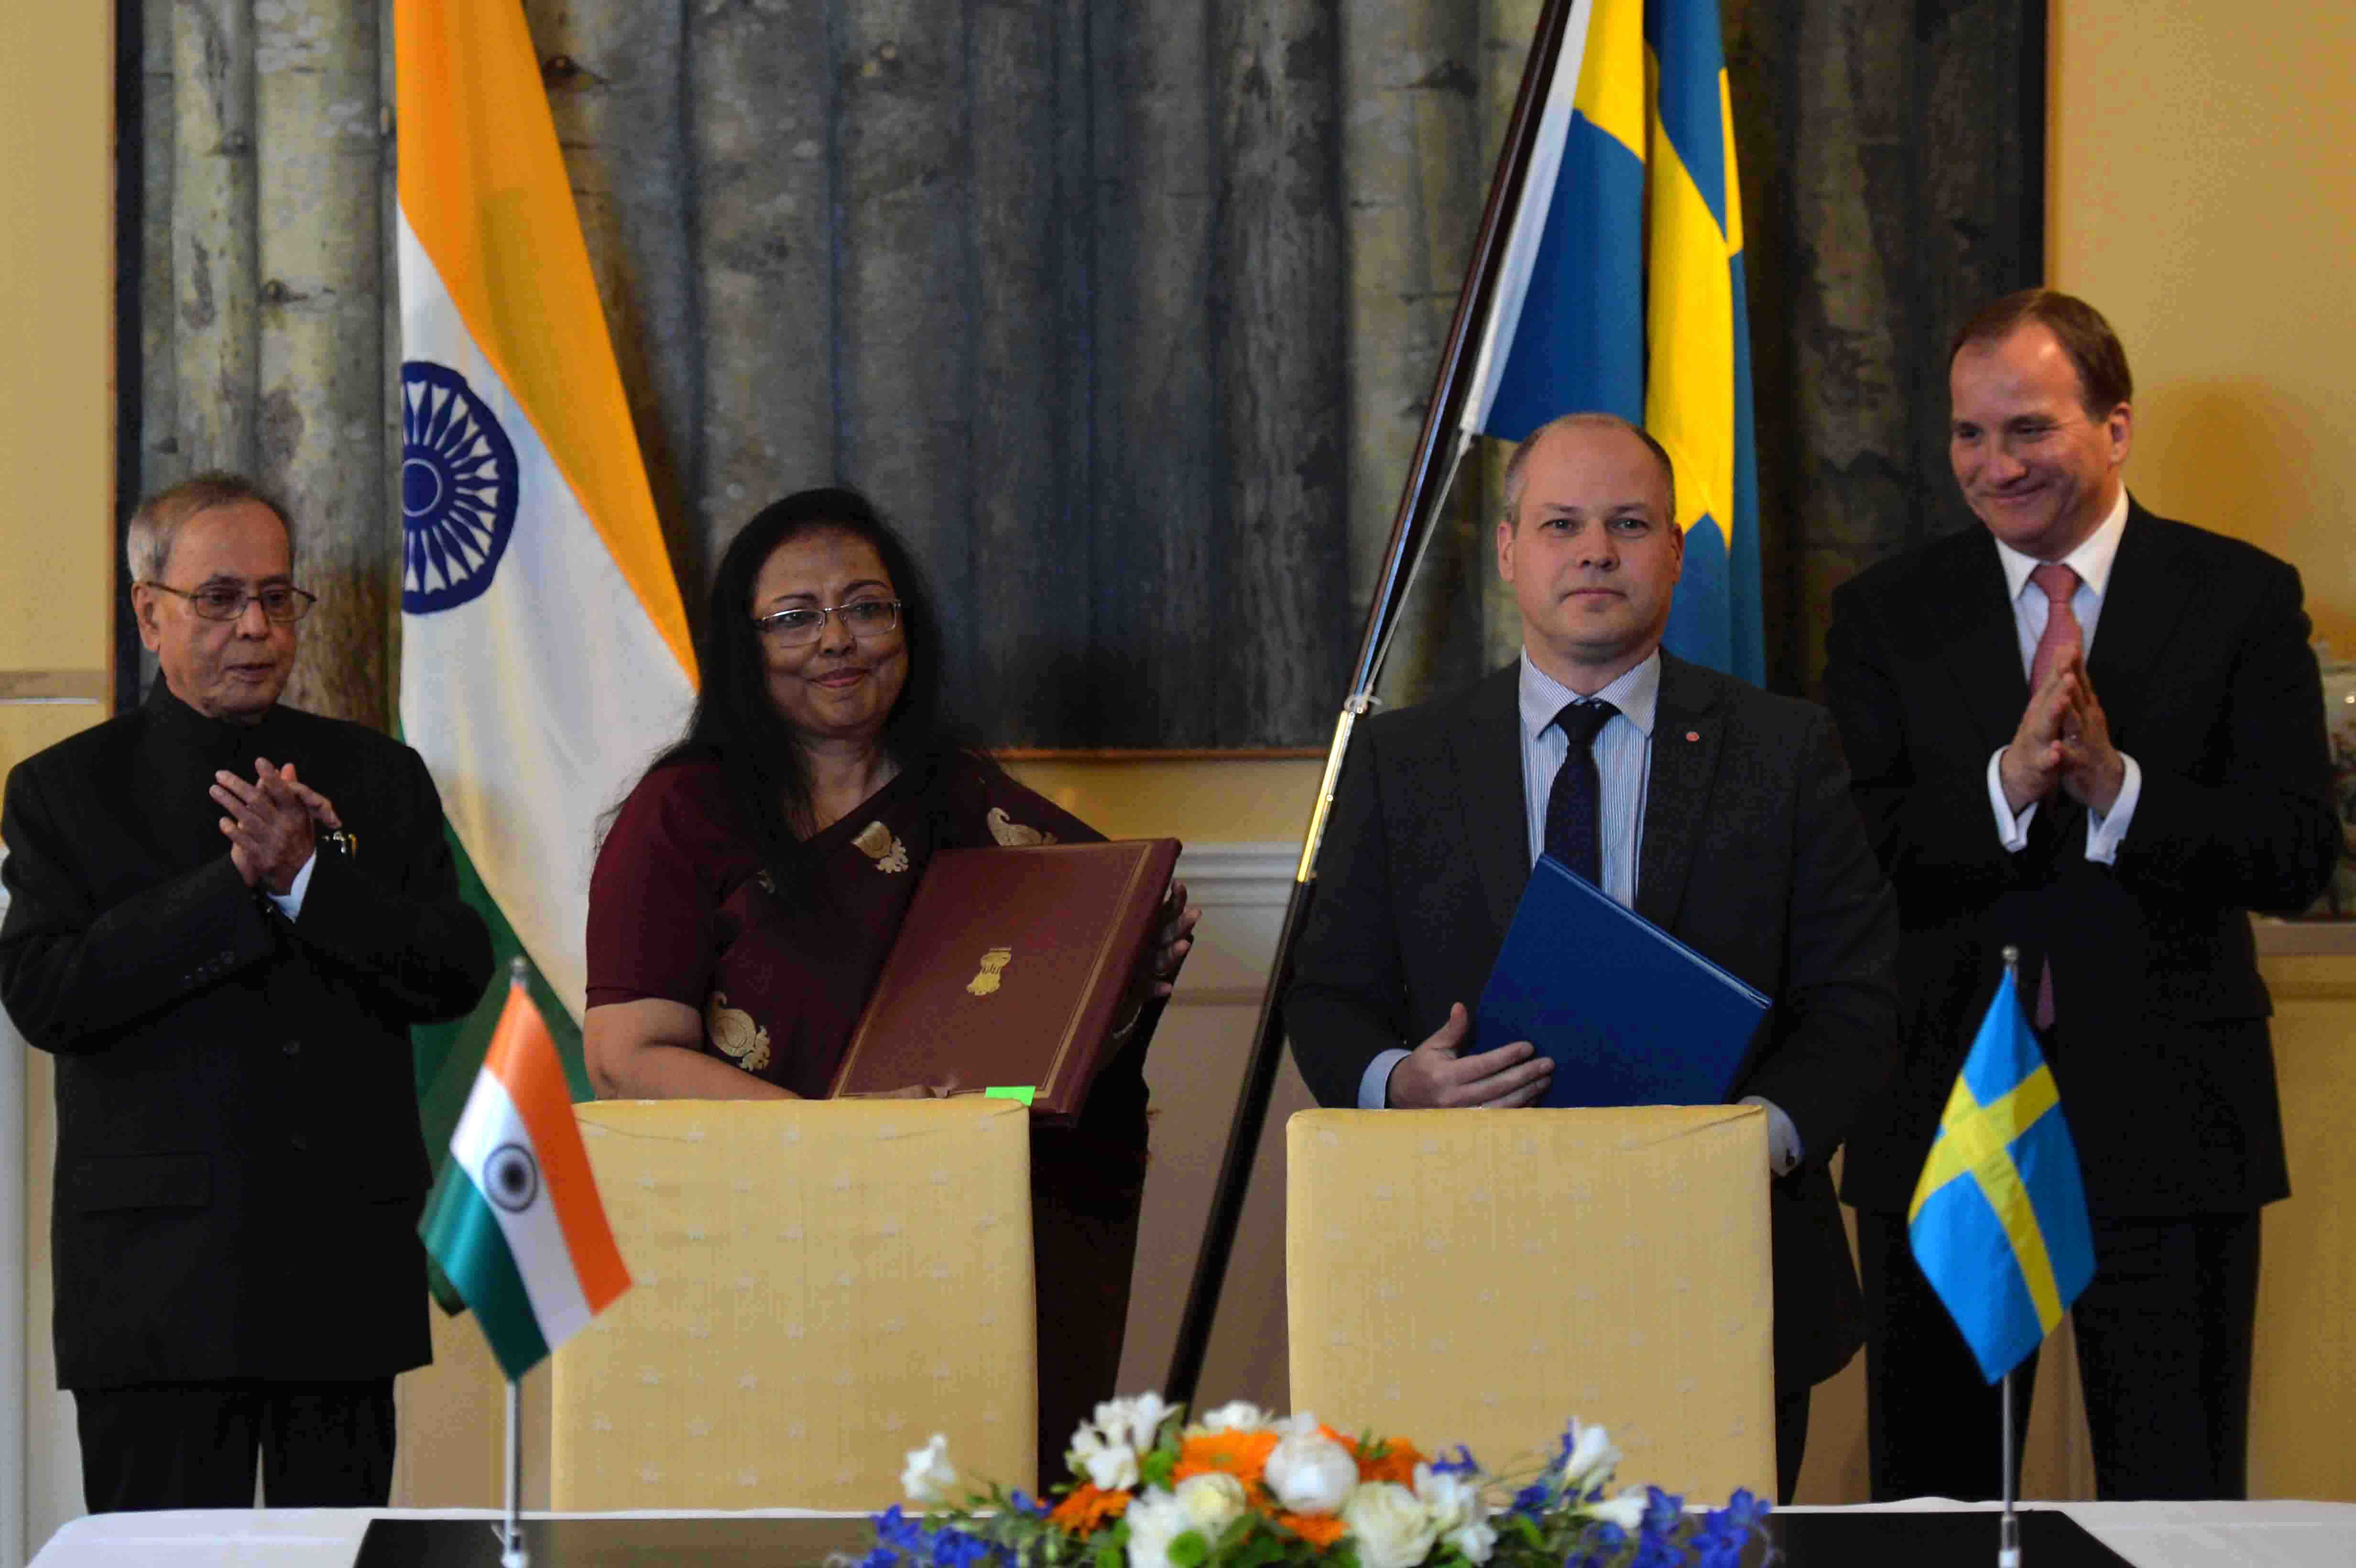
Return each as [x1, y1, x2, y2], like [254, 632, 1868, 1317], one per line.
[1287, 1107, 1774, 1501]
[549, 1098, 1037, 1509]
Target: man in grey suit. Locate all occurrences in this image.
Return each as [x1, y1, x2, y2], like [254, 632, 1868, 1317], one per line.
[1286, 413, 1898, 1501]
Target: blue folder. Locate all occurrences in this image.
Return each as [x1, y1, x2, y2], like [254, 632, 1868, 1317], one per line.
[1475, 853, 1770, 1109]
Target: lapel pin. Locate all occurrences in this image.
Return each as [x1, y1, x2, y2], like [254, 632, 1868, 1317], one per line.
[1685, 730, 1700, 742]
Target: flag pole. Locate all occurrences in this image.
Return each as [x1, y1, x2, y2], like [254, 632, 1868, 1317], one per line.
[1999, 942, 2022, 1568]
[1161, 0, 1583, 1406]
[503, 1374, 528, 1567]
[2000, 1368, 2020, 1568]
[502, 956, 530, 1568]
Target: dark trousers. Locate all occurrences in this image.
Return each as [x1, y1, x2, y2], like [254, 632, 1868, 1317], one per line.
[1774, 1386, 1810, 1505]
[74, 1379, 396, 1514]
[1859, 1209, 2259, 1502]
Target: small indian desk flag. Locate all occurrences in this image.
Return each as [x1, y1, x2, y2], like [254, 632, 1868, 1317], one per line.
[1909, 964, 2097, 1383]
[422, 961, 630, 1380]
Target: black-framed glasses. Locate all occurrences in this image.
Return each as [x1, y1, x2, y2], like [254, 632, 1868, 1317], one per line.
[753, 598, 903, 646]
[143, 581, 317, 623]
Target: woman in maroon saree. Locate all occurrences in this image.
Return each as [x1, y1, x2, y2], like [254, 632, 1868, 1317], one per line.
[584, 487, 1196, 1482]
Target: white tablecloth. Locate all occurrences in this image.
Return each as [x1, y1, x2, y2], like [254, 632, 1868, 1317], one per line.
[29, 1501, 2356, 1568]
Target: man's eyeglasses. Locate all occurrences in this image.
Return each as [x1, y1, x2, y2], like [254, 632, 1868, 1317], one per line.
[753, 598, 903, 646]
[143, 581, 318, 623]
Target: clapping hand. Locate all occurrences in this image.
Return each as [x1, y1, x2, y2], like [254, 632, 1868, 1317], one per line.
[211, 757, 339, 893]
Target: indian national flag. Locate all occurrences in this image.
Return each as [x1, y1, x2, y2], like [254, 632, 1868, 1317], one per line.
[422, 967, 630, 1380]
[393, 0, 698, 1063]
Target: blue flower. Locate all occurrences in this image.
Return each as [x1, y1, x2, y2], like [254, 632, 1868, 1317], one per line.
[929, 1528, 993, 1568]
[1722, 1488, 1770, 1531]
[1512, 1480, 1556, 1518]
[857, 1547, 901, 1568]
[1009, 1490, 1049, 1518]
[1428, 1444, 1482, 1478]
[874, 1506, 926, 1552]
[1640, 1486, 1684, 1536]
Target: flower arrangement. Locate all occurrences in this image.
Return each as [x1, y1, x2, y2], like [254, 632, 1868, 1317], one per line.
[862, 1395, 1771, 1568]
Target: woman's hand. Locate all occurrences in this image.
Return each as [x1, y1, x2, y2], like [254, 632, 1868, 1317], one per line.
[1142, 880, 1200, 999]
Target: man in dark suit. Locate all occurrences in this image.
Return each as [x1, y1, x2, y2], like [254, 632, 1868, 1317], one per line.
[0, 472, 494, 1512]
[1823, 290, 2340, 1501]
[1287, 413, 1899, 1501]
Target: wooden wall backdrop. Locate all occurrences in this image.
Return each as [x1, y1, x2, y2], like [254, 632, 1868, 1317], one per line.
[117, 0, 2041, 743]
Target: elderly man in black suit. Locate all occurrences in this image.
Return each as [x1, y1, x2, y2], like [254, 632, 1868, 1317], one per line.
[1287, 413, 1899, 1502]
[0, 473, 493, 1512]
[1823, 290, 2340, 1501]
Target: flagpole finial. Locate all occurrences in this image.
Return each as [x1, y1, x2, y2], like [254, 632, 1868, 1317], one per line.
[510, 955, 531, 986]
[2001, 944, 2020, 974]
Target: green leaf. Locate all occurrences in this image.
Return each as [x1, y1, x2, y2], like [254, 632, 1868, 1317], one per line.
[1168, 1531, 1209, 1568]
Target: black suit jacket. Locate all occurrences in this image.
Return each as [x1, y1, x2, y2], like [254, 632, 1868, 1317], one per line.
[0, 682, 494, 1389]
[1823, 503, 2340, 1218]
[1286, 653, 1900, 1390]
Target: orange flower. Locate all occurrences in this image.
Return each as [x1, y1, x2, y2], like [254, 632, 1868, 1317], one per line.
[1173, 1429, 1280, 1486]
[1344, 1433, 1425, 1486]
[1276, 1512, 1350, 1548]
[1047, 1484, 1130, 1533]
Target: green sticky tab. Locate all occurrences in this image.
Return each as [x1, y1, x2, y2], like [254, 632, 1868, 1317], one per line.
[983, 1086, 1037, 1106]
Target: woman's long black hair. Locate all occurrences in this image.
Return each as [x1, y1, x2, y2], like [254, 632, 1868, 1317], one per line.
[635, 486, 978, 902]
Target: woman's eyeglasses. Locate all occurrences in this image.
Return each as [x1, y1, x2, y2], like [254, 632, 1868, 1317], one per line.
[753, 598, 903, 646]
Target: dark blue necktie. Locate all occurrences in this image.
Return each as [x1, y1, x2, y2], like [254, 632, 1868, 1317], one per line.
[1544, 699, 1618, 885]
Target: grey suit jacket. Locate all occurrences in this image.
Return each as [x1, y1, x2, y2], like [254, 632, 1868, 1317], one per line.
[1286, 651, 1899, 1390]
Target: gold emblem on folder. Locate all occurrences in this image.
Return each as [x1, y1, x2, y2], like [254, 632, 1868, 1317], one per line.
[966, 947, 1014, 997]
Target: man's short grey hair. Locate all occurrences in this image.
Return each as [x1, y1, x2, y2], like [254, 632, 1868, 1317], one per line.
[1498, 412, 1678, 527]
[126, 472, 296, 584]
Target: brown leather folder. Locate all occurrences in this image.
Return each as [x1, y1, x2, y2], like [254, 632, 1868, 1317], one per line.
[829, 838, 1182, 1123]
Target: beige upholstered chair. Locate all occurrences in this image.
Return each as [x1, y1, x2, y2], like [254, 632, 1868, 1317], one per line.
[549, 1098, 1038, 1509]
[1287, 1107, 1775, 1501]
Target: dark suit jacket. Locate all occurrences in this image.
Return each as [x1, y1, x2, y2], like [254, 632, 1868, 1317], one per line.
[0, 682, 493, 1389]
[1286, 652, 1900, 1391]
[1823, 503, 2340, 1219]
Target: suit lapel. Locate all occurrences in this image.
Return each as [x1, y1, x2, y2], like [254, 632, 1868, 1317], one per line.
[1448, 664, 1531, 941]
[2083, 503, 2189, 746]
[1636, 653, 1723, 932]
[1930, 534, 2030, 755]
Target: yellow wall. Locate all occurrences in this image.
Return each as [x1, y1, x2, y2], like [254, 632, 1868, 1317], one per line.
[2049, 1, 2356, 654]
[0, 4, 114, 782]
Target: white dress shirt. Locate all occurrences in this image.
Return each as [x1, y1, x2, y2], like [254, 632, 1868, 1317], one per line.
[1982, 486, 2144, 860]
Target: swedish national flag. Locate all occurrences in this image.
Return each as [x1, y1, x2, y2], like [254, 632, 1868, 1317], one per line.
[1909, 969, 2097, 1383]
[1463, 0, 1763, 683]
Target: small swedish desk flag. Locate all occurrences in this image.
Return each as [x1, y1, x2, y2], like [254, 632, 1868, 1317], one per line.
[1909, 966, 2097, 1382]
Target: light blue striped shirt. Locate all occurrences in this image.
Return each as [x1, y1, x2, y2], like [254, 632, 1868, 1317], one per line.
[1516, 651, 1658, 899]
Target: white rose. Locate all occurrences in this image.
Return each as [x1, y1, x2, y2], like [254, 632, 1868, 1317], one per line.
[1444, 1520, 1497, 1563]
[1412, 1465, 1483, 1533]
[1174, 1472, 1249, 1535]
[1069, 1425, 1139, 1492]
[1587, 1489, 1647, 1531]
[1124, 1486, 1198, 1568]
[1342, 1480, 1440, 1568]
[1264, 1426, 1358, 1515]
[1194, 1401, 1274, 1434]
[1095, 1393, 1176, 1454]
[1560, 1423, 1620, 1496]
[901, 1433, 958, 1505]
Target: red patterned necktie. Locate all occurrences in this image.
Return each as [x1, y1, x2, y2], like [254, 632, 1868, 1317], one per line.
[2027, 561, 2081, 1029]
